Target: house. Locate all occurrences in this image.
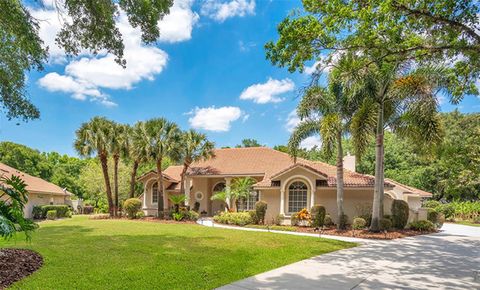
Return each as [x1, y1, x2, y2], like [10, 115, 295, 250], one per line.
[0, 162, 71, 218]
[138, 147, 431, 224]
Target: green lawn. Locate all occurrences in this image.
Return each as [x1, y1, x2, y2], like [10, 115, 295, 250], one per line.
[1, 216, 355, 290]
[454, 221, 480, 227]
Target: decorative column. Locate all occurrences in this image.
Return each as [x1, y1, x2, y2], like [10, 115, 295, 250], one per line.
[310, 187, 315, 208]
[142, 187, 147, 209]
[162, 184, 168, 211]
[184, 177, 191, 207]
[280, 188, 285, 215]
[225, 177, 232, 210]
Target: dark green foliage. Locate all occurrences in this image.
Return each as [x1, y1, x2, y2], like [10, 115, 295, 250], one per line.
[213, 212, 253, 226]
[352, 217, 366, 230]
[310, 204, 326, 227]
[248, 210, 258, 224]
[83, 205, 94, 214]
[439, 204, 456, 220]
[32, 206, 43, 220]
[0, 175, 38, 240]
[324, 214, 334, 227]
[236, 139, 262, 148]
[338, 214, 348, 229]
[38, 205, 70, 219]
[123, 198, 142, 219]
[255, 200, 267, 224]
[408, 220, 436, 232]
[46, 210, 57, 220]
[391, 200, 409, 229]
[424, 200, 442, 209]
[379, 218, 393, 231]
[427, 209, 445, 229]
[193, 202, 200, 212]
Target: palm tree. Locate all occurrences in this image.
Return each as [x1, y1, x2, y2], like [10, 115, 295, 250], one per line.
[178, 130, 215, 202]
[231, 177, 256, 212]
[143, 118, 181, 217]
[211, 190, 230, 211]
[288, 65, 354, 229]
[109, 123, 128, 216]
[169, 194, 186, 213]
[126, 122, 150, 198]
[348, 60, 451, 231]
[74, 117, 116, 217]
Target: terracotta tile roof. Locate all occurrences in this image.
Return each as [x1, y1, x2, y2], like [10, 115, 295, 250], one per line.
[385, 178, 432, 197]
[181, 147, 392, 188]
[0, 162, 70, 196]
[137, 165, 183, 183]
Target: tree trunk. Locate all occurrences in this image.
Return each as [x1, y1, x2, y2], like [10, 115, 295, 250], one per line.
[370, 103, 385, 232]
[129, 160, 139, 198]
[336, 131, 345, 230]
[156, 158, 164, 218]
[113, 154, 119, 217]
[99, 153, 114, 217]
[179, 162, 189, 196]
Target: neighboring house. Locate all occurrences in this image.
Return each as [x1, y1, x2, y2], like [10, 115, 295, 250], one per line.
[0, 162, 71, 218]
[138, 147, 431, 224]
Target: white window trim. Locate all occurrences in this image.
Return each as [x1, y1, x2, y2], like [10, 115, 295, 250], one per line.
[286, 180, 309, 214]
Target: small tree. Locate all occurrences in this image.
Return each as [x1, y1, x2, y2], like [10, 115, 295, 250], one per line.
[0, 175, 38, 240]
[310, 204, 326, 228]
[169, 195, 186, 214]
[391, 200, 409, 229]
[255, 201, 268, 224]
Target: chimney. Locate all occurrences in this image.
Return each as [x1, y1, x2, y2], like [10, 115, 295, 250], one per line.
[343, 153, 356, 172]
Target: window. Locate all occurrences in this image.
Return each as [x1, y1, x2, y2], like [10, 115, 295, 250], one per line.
[288, 181, 308, 213]
[152, 183, 158, 203]
[213, 182, 226, 192]
[236, 192, 259, 211]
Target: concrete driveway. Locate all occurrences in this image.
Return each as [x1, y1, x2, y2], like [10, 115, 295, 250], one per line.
[219, 223, 480, 290]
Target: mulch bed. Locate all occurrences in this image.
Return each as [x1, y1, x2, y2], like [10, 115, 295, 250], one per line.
[137, 217, 198, 225]
[0, 248, 43, 289]
[295, 226, 436, 240]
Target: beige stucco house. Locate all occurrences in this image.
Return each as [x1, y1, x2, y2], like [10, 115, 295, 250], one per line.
[0, 162, 71, 218]
[138, 147, 431, 224]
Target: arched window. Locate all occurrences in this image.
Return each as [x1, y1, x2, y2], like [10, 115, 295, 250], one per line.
[152, 183, 158, 203]
[213, 182, 226, 193]
[288, 181, 308, 213]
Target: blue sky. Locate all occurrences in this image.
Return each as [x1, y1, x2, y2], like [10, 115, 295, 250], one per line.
[1, 0, 479, 156]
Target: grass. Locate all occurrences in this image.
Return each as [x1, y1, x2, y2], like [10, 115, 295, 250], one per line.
[244, 224, 297, 232]
[1, 216, 355, 289]
[454, 220, 480, 227]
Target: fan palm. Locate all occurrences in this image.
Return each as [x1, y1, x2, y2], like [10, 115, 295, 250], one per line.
[74, 117, 115, 216]
[0, 175, 38, 241]
[178, 130, 215, 202]
[230, 177, 256, 212]
[143, 118, 181, 217]
[288, 68, 353, 229]
[126, 122, 150, 198]
[169, 194, 186, 213]
[109, 123, 128, 216]
[347, 60, 451, 231]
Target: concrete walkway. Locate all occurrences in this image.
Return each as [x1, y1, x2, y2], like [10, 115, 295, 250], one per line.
[197, 218, 374, 244]
[218, 223, 480, 290]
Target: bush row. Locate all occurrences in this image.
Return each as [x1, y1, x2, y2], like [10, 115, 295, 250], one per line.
[32, 205, 71, 219]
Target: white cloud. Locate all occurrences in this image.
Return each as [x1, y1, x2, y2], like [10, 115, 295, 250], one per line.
[238, 40, 256, 52]
[300, 136, 322, 150]
[201, 0, 255, 22]
[34, 0, 197, 106]
[285, 110, 300, 132]
[240, 78, 294, 104]
[242, 114, 250, 122]
[304, 61, 322, 75]
[188, 106, 242, 131]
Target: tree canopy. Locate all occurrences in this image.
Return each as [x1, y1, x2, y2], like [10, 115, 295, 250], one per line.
[0, 0, 173, 121]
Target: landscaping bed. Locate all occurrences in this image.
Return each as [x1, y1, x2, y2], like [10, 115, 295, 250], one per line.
[0, 248, 43, 289]
[293, 226, 436, 240]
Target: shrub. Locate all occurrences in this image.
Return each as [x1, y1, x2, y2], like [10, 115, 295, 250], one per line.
[46, 210, 57, 220]
[255, 200, 268, 224]
[379, 218, 393, 231]
[83, 205, 94, 214]
[172, 212, 184, 221]
[355, 203, 372, 227]
[244, 225, 296, 232]
[40, 205, 70, 218]
[427, 209, 445, 229]
[423, 200, 441, 209]
[89, 214, 110, 220]
[352, 217, 367, 230]
[324, 214, 334, 227]
[123, 198, 142, 219]
[290, 214, 299, 226]
[339, 214, 348, 229]
[66, 210, 72, 218]
[273, 214, 284, 226]
[187, 210, 199, 221]
[193, 201, 200, 212]
[408, 220, 435, 231]
[391, 200, 409, 229]
[32, 206, 43, 219]
[213, 212, 253, 226]
[438, 203, 455, 220]
[248, 210, 258, 224]
[135, 211, 145, 219]
[310, 205, 326, 228]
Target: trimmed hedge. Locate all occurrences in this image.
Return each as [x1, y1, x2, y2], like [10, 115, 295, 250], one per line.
[33, 205, 70, 219]
[324, 214, 334, 226]
[46, 210, 57, 220]
[352, 217, 367, 230]
[408, 220, 435, 231]
[379, 218, 393, 231]
[255, 200, 268, 224]
[123, 198, 142, 219]
[213, 212, 253, 226]
[310, 205, 326, 227]
[391, 200, 409, 229]
[427, 208, 445, 229]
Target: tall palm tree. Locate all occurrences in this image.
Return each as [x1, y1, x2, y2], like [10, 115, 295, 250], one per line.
[178, 130, 215, 202]
[143, 118, 181, 217]
[288, 64, 354, 229]
[74, 117, 115, 216]
[109, 123, 128, 216]
[348, 60, 451, 231]
[126, 122, 150, 198]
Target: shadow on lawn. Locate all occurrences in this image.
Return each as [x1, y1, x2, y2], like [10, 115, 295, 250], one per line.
[223, 233, 480, 289]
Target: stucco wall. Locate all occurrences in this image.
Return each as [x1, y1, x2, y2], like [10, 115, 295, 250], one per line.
[24, 193, 69, 218]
